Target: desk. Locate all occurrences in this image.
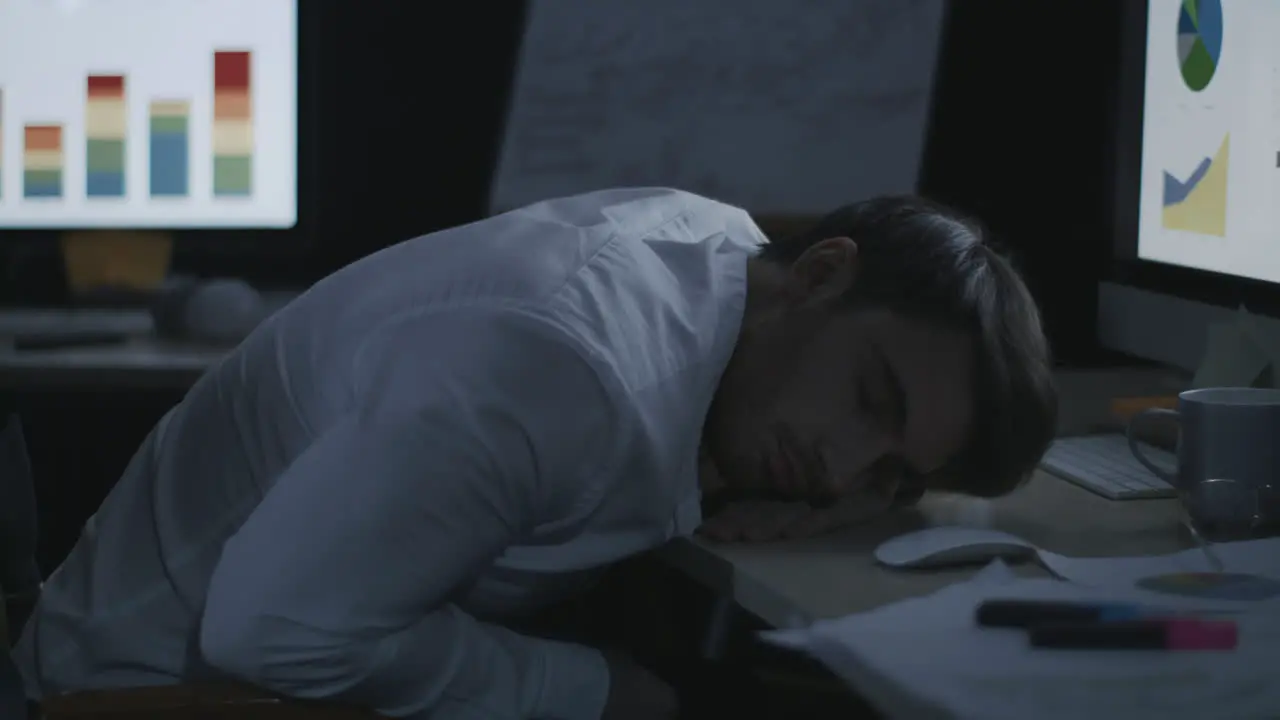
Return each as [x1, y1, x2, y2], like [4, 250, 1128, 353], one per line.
[0, 338, 225, 391]
[0, 296, 298, 392]
[657, 368, 1191, 716]
[0, 309, 235, 391]
[662, 367, 1189, 624]
[661, 470, 1188, 628]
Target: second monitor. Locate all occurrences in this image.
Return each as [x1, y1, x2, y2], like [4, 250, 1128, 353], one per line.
[1137, 0, 1280, 287]
[1103, 0, 1280, 372]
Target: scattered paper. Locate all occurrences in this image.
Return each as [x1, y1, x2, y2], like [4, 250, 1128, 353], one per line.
[1236, 305, 1280, 389]
[1038, 537, 1280, 606]
[762, 576, 1280, 720]
[1192, 314, 1270, 389]
[881, 526, 1280, 607]
[1193, 305, 1280, 390]
[969, 559, 1017, 586]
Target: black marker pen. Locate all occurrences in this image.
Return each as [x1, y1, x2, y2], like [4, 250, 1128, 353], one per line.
[976, 599, 1154, 628]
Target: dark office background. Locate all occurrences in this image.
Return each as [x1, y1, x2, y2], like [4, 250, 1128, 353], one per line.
[6, 1, 1127, 572]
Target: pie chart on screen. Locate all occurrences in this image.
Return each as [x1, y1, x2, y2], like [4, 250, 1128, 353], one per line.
[1178, 0, 1223, 92]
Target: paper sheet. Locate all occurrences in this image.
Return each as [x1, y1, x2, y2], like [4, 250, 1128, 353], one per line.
[1236, 305, 1280, 389]
[1194, 316, 1269, 388]
[762, 570, 1280, 720]
[1194, 305, 1280, 389]
[1039, 538, 1280, 606]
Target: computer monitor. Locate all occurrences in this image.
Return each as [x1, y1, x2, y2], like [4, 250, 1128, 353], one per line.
[0, 0, 298, 230]
[1103, 0, 1280, 372]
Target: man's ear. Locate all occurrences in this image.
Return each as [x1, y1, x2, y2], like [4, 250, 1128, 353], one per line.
[787, 236, 858, 303]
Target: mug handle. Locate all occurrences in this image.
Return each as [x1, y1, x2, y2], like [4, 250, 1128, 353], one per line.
[1126, 408, 1179, 485]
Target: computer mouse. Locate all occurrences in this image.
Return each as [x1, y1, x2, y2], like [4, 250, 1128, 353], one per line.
[873, 526, 1039, 569]
[182, 278, 267, 345]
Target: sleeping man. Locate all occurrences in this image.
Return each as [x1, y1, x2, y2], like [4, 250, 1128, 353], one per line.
[15, 188, 1056, 719]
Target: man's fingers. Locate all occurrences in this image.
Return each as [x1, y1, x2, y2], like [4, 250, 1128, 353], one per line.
[697, 505, 748, 541]
[743, 503, 808, 542]
[779, 508, 840, 539]
[699, 503, 767, 541]
[699, 501, 806, 542]
[780, 491, 893, 539]
[699, 492, 896, 543]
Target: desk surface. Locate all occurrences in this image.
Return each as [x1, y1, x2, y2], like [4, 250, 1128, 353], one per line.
[660, 368, 1190, 627]
[661, 470, 1186, 627]
[0, 308, 231, 390]
[0, 337, 225, 390]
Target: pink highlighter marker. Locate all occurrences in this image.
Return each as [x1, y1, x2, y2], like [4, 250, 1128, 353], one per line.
[1029, 618, 1239, 651]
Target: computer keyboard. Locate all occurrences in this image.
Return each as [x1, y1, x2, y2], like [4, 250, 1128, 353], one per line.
[1040, 433, 1178, 500]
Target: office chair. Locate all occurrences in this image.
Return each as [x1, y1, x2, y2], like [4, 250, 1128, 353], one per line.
[0, 415, 380, 719]
[2, 414, 39, 718]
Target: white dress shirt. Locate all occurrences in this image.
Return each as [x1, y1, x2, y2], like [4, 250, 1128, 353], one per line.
[14, 188, 766, 719]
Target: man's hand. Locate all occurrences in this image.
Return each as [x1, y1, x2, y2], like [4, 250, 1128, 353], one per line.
[698, 490, 895, 542]
[600, 651, 679, 720]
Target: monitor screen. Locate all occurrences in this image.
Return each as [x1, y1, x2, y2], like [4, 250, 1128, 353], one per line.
[1137, 0, 1280, 286]
[0, 0, 297, 229]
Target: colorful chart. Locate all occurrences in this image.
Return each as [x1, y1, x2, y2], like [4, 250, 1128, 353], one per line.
[86, 74, 127, 197]
[0, 89, 5, 199]
[22, 124, 64, 198]
[0, 0, 295, 228]
[1136, 572, 1280, 601]
[1161, 134, 1229, 236]
[1178, 0, 1223, 92]
[4, 50, 251, 203]
[212, 50, 254, 197]
[149, 100, 191, 197]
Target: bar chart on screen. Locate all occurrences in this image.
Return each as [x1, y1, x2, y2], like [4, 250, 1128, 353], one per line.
[0, 0, 297, 228]
[86, 74, 126, 198]
[213, 51, 253, 198]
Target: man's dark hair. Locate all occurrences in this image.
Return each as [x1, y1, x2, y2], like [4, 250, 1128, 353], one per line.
[758, 195, 1058, 498]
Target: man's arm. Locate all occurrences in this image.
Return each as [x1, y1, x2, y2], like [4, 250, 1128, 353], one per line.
[200, 311, 618, 720]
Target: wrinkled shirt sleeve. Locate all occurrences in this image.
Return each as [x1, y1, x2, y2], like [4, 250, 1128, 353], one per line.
[200, 309, 618, 720]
